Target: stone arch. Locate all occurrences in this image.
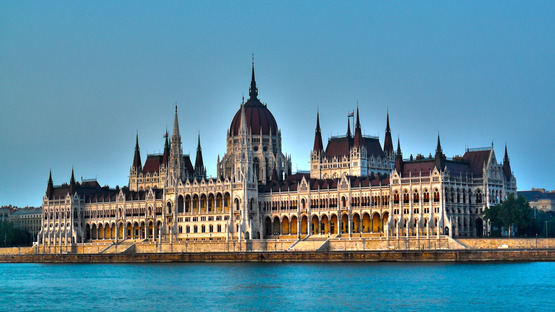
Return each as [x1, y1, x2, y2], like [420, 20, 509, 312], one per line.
[272, 216, 280, 235]
[330, 214, 338, 235]
[291, 216, 298, 235]
[193, 194, 199, 212]
[264, 216, 272, 237]
[200, 194, 207, 213]
[282, 216, 290, 235]
[311, 215, 319, 235]
[177, 195, 184, 213]
[167, 201, 172, 214]
[371, 213, 381, 232]
[301, 215, 308, 235]
[234, 198, 240, 211]
[185, 195, 191, 212]
[475, 218, 484, 237]
[362, 213, 371, 233]
[352, 213, 361, 233]
[208, 193, 215, 212]
[224, 192, 230, 212]
[320, 214, 329, 235]
[85, 224, 91, 240]
[98, 223, 104, 239]
[341, 214, 348, 234]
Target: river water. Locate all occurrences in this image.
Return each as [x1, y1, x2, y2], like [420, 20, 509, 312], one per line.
[0, 262, 553, 311]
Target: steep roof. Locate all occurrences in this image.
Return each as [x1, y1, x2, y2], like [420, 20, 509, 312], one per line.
[462, 149, 491, 177]
[325, 136, 385, 159]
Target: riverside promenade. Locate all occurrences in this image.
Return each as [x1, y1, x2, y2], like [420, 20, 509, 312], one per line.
[1, 237, 554, 263]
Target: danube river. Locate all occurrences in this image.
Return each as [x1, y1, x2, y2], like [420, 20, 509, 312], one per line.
[1, 262, 553, 311]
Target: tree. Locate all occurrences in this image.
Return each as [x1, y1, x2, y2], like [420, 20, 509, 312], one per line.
[484, 194, 533, 237]
[0, 221, 33, 247]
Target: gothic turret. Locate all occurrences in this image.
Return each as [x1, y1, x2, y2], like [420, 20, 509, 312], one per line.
[169, 106, 184, 181]
[346, 117, 352, 139]
[69, 168, 76, 195]
[162, 131, 170, 165]
[249, 58, 258, 100]
[353, 106, 362, 147]
[313, 110, 324, 152]
[46, 170, 53, 199]
[194, 133, 206, 179]
[132, 133, 142, 172]
[394, 138, 403, 174]
[383, 111, 394, 158]
[434, 134, 445, 171]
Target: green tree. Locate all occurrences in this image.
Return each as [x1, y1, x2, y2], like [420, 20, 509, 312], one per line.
[484, 194, 533, 237]
[0, 221, 33, 247]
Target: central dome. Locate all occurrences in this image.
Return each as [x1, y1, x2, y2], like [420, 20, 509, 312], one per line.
[229, 63, 278, 136]
[230, 98, 278, 136]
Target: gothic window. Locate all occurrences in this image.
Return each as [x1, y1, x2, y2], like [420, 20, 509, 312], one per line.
[403, 190, 409, 204]
[413, 190, 419, 203]
[433, 188, 440, 203]
[394, 191, 399, 204]
[423, 189, 430, 203]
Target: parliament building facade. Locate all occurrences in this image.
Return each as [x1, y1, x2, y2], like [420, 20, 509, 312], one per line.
[38, 63, 517, 247]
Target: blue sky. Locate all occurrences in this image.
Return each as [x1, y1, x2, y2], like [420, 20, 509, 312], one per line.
[1, 1, 554, 207]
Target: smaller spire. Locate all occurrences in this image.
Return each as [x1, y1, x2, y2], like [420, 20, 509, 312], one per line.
[354, 106, 363, 146]
[435, 133, 443, 156]
[503, 143, 512, 181]
[396, 137, 402, 158]
[194, 132, 205, 178]
[346, 116, 352, 138]
[172, 105, 180, 139]
[162, 130, 170, 165]
[249, 54, 258, 100]
[132, 132, 142, 171]
[383, 110, 394, 156]
[313, 110, 324, 152]
[69, 168, 76, 195]
[46, 170, 53, 198]
[394, 137, 403, 173]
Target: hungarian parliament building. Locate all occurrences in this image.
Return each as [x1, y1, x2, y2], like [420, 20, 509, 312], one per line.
[38, 63, 517, 246]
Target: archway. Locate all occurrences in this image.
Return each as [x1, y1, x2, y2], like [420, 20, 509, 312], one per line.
[85, 224, 91, 240]
[282, 216, 290, 235]
[341, 214, 348, 233]
[98, 224, 104, 239]
[321, 215, 329, 235]
[301, 215, 308, 234]
[372, 213, 381, 232]
[362, 213, 371, 233]
[291, 216, 298, 235]
[272, 216, 281, 235]
[177, 195, 184, 213]
[330, 214, 338, 235]
[311, 215, 319, 235]
[352, 213, 361, 233]
[382, 212, 389, 232]
[264, 217, 272, 237]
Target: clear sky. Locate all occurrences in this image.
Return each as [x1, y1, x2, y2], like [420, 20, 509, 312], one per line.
[1, 1, 554, 207]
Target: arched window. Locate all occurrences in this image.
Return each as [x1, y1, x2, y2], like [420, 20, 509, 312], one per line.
[403, 190, 409, 204]
[423, 189, 430, 203]
[433, 189, 440, 203]
[413, 190, 419, 203]
[394, 191, 399, 204]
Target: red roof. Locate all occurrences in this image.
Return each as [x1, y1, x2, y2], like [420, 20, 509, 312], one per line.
[325, 136, 385, 159]
[462, 150, 491, 177]
[229, 98, 278, 136]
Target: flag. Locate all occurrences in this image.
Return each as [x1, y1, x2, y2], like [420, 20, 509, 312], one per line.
[163, 132, 168, 138]
[348, 111, 354, 117]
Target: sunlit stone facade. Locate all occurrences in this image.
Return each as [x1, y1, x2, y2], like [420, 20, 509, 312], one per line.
[38, 63, 517, 247]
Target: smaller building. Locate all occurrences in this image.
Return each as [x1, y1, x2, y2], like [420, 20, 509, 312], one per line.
[518, 188, 555, 212]
[9, 207, 43, 236]
[0, 206, 12, 223]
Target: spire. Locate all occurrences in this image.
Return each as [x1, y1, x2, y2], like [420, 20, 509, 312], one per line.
[46, 170, 53, 198]
[435, 133, 443, 156]
[395, 137, 403, 173]
[503, 143, 512, 180]
[383, 111, 394, 156]
[195, 132, 205, 177]
[434, 133, 445, 171]
[69, 168, 76, 195]
[162, 131, 170, 165]
[249, 54, 258, 100]
[354, 106, 363, 146]
[132, 132, 142, 171]
[172, 105, 180, 139]
[313, 110, 324, 152]
[346, 117, 352, 138]
[240, 102, 248, 135]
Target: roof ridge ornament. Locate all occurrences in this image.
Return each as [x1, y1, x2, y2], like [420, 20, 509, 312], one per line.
[249, 54, 258, 100]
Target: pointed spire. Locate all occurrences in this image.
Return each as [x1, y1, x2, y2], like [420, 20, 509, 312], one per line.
[249, 54, 258, 100]
[435, 133, 443, 156]
[434, 133, 445, 171]
[383, 110, 394, 156]
[132, 132, 142, 170]
[195, 132, 205, 178]
[395, 137, 403, 173]
[240, 102, 248, 135]
[69, 168, 76, 195]
[346, 117, 352, 138]
[172, 105, 180, 139]
[162, 130, 170, 165]
[313, 110, 324, 152]
[354, 106, 363, 146]
[46, 170, 53, 198]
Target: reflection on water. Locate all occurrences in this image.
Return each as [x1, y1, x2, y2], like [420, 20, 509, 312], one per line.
[0, 262, 553, 311]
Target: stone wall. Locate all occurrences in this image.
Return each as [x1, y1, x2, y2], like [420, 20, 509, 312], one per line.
[458, 238, 555, 249]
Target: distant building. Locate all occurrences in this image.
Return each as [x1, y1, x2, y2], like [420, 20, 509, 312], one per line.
[38, 62, 517, 247]
[0, 206, 11, 223]
[10, 207, 43, 236]
[518, 189, 555, 212]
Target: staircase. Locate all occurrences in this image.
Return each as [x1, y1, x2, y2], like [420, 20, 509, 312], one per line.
[101, 240, 137, 254]
[288, 236, 329, 252]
